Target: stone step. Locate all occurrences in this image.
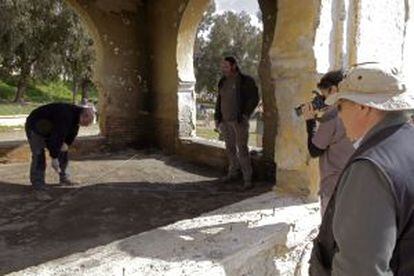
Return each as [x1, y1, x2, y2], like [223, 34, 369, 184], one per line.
[8, 192, 320, 276]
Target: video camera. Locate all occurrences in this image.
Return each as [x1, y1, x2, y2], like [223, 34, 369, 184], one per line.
[294, 90, 327, 116]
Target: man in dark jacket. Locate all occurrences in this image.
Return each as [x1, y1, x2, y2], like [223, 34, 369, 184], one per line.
[214, 56, 259, 189]
[309, 64, 414, 275]
[25, 103, 94, 191]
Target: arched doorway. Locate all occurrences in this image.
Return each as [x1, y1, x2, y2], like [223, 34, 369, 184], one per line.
[176, 0, 278, 180]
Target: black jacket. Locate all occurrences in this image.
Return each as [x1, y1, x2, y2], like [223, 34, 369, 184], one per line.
[214, 73, 259, 123]
[25, 103, 83, 158]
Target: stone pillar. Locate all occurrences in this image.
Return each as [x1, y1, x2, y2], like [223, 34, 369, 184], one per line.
[403, 0, 414, 89]
[147, 0, 209, 152]
[331, 0, 347, 69]
[271, 0, 321, 197]
[314, 0, 348, 71]
[177, 81, 196, 137]
[350, 0, 406, 69]
[66, 0, 151, 147]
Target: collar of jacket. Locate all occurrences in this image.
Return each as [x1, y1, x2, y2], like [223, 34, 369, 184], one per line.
[359, 111, 410, 147]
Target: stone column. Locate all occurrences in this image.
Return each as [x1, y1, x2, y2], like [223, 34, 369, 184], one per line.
[177, 81, 196, 138]
[66, 0, 151, 147]
[271, 0, 321, 197]
[403, 0, 414, 88]
[350, 0, 406, 68]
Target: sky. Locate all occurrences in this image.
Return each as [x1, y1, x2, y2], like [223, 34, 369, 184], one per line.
[215, 0, 262, 28]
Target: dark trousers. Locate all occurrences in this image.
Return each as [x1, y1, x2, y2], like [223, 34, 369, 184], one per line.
[26, 130, 69, 189]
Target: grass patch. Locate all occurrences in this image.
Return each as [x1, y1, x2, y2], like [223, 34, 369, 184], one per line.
[0, 79, 98, 115]
[0, 80, 16, 100]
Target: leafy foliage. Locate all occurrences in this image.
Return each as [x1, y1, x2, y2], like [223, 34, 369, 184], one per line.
[0, 0, 95, 103]
[194, 3, 262, 95]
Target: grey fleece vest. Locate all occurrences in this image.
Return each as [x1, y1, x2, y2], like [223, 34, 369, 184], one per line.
[310, 122, 414, 275]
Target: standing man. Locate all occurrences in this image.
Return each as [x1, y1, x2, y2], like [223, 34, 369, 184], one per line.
[310, 64, 414, 275]
[25, 103, 94, 191]
[301, 70, 354, 215]
[214, 56, 259, 190]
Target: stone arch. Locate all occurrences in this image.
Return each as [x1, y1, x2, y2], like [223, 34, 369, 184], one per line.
[59, 1, 151, 146]
[176, 0, 278, 177]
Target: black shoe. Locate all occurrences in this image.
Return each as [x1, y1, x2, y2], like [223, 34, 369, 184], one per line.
[33, 185, 48, 191]
[219, 174, 241, 183]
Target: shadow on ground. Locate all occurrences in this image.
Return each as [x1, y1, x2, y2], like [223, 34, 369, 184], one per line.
[0, 174, 273, 274]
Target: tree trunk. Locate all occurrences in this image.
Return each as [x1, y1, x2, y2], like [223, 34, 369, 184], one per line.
[72, 80, 78, 104]
[81, 77, 90, 104]
[13, 65, 31, 104]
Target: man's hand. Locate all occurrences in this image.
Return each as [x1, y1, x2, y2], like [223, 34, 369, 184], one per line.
[61, 143, 69, 152]
[51, 158, 60, 173]
[301, 102, 317, 120]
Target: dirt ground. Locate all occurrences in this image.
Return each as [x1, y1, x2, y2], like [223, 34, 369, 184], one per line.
[0, 150, 272, 275]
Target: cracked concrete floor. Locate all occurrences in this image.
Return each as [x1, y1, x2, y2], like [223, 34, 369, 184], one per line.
[0, 150, 272, 275]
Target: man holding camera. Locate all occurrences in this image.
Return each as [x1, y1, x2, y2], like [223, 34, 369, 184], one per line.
[301, 70, 354, 215]
[214, 56, 259, 190]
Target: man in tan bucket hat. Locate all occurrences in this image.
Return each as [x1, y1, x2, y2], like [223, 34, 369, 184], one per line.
[309, 63, 414, 275]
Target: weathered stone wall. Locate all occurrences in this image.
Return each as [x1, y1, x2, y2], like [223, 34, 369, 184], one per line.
[65, 0, 152, 148]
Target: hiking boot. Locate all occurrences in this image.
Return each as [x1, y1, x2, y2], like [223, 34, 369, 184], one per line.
[59, 179, 78, 186]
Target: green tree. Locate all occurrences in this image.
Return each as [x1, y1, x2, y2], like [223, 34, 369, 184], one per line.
[0, 0, 95, 103]
[57, 10, 95, 103]
[194, 8, 262, 95]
